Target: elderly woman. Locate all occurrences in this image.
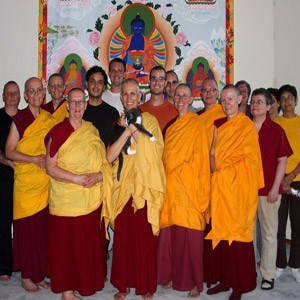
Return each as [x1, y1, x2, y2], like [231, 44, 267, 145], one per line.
[45, 88, 112, 300]
[107, 78, 165, 300]
[206, 84, 264, 300]
[5, 77, 55, 292]
[274, 84, 300, 283]
[157, 83, 210, 297]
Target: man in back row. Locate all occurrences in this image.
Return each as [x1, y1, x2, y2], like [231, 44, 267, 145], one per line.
[102, 58, 126, 115]
[139, 66, 178, 133]
[83, 66, 119, 148]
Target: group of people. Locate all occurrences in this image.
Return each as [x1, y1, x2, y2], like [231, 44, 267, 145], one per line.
[0, 58, 299, 300]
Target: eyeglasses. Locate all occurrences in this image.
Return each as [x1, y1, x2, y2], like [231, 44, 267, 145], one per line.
[202, 88, 218, 93]
[26, 88, 43, 95]
[280, 94, 294, 102]
[166, 81, 178, 87]
[150, 76, 166, 82]
[49, 84, 64, 90]
[68, 100, 85, 106]
[174, 94, 190, 101]
[250, 100, 266, 106]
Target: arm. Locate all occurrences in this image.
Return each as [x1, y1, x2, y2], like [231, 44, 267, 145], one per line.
[106, 114, 138, 163]
[46, 137, 102, 187]
[268, 156, 287, 203]
[0, 149, 14, 169]
[5, 122, 45, 168]
[282, 161, 300, 192]
[210, 127, 217, 172]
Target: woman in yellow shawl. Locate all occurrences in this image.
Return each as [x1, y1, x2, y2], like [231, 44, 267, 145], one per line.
[6, 77, 55, 292]
[158, 83, 210, 297]
[45, 88, 112, 300]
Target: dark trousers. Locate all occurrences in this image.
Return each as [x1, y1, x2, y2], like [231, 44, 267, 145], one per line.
[276, 181, 300, 268]
[0, 181, 13, 276]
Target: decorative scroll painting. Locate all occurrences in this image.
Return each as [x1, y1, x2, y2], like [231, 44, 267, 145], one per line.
[39, 0, 234, 109]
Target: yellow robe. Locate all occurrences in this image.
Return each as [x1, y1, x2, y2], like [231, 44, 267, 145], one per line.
[14, 109, 55, 220]
[199, 104, 226, 146]
[49, 120, 112, 224]
[52, 101, 69, 124]
[206, 113, 264, 248]
[160, 113, 210, 230]
[110, 112, 166, 236]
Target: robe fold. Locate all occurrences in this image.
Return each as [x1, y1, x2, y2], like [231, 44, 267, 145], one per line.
[110, 112, 165, 236]
[198, 103, 226, 146]
[49, 120, 112, 222]
[52, 101, 69, 123]
[160, 113, 210, 230]
[206, 113, 264, 248]
[13, 109, 55, 220]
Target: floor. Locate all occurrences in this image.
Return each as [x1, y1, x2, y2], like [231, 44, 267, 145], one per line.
[1, 249, 299, 300]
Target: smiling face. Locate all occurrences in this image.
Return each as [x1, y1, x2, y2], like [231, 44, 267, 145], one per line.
[24, 78, 44, 109]
[109, 61, 126, 88]
[67, 89, 87, 121]
[48, 75, 65, 101]
[86, 72, 106, 99]
[174, 84, 193, 117]
[220, 87, 242, 119]
[201, 79, 219, 109]
[121, 81, 140, 110]
[149, 69, 166, 96]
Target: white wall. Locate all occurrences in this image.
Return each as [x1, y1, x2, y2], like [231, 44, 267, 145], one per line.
[0, 1, 38, 108]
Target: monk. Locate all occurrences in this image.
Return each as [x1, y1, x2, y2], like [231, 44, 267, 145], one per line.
[5, 77, 55, 292]
[198, 78, 225, 146]
[107, 78, 165, 300]
[43, 73, 69, 123]
[205, 84, 264, 300]
[46, 88, 112, 300]
[158, 83, 210, 297]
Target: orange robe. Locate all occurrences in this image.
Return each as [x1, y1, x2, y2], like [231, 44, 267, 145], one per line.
[160, 113, 210, 230]
[206, 113, 264, 248]
[198, 104, 225, 146]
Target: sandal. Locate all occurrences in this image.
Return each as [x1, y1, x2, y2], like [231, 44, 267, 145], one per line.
[261, 278, 274, 290]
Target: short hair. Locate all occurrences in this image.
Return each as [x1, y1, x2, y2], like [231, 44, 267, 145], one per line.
[150, 66, 166, 79]
[3, 80, 19, 94]
[251, 88, 272, 105]
[267, 88, 279, 102]
[85, 66, 108, 86]
[24, 77, 42, 91]
[175, 83, 192, 96]
[166, 70, 179, 81]
[48, 73, 64, 86]
[235, 80, 251, 95]
[278, 84, 298, 100]
[109, 58, 126, 72]
[121, 78, 139, 94]
[68, 87, 85, 100]
[221, 84, 240, 96]
[202, 78, 218, 89]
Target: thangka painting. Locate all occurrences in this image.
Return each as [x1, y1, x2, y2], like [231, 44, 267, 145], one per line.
[38, 0, 234, 110]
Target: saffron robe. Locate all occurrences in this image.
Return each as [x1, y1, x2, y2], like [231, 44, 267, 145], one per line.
[206, 113, 264, 248]
[48, 120, 112, 220]
[13, 109, 55, 220]
[43, 100, 69, 124]
[198, 103, 225, 146]
[110, 112, 165, 236]
[160, 113, 210, 230]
